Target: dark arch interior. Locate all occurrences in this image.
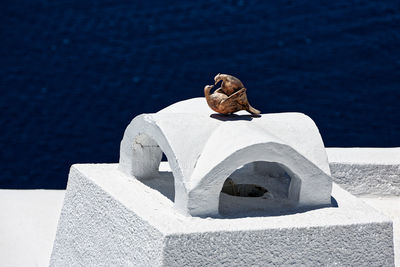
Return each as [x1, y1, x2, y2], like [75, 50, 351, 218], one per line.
[219, 161, 296, 217]
[221, 178, 268, 198]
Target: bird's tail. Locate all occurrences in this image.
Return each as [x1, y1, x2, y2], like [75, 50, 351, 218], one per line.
[247, 104, 261, 115]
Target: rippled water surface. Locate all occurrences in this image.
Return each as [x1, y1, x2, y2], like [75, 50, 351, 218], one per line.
[1, 0, 399, 188]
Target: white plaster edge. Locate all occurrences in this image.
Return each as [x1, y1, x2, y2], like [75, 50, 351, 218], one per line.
[327, 147, 400, 165]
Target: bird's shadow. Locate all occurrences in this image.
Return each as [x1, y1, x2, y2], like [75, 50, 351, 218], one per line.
[210, 113, 261, 121]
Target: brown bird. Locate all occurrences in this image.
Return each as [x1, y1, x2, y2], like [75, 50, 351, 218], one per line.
[204, 74, 261, 115]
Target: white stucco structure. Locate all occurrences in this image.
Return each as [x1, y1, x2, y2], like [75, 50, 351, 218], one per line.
[50, 163, 394, 266]
[2, 148, 399, 266]
[119, 98, 332, 216]
[49, 98, 395, 265]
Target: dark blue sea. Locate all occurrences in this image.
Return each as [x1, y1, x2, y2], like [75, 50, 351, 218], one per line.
[1, 0, 399, 189]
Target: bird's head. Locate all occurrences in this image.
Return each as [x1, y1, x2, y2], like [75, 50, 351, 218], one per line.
[214, 73, 223, 85]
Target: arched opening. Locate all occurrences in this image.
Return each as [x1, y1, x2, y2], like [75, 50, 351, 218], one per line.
[218, 161, 299, 216]
[132, 134, 175, 202]
[221, 178, 268, 197]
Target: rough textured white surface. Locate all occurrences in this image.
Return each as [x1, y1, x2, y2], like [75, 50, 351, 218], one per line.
[0, 190, 65, 267]
[119, 97, 332, 216]
[50, 164, 394, 266]
[360, 196, 400, 266]
[327, 147, 400, 195]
